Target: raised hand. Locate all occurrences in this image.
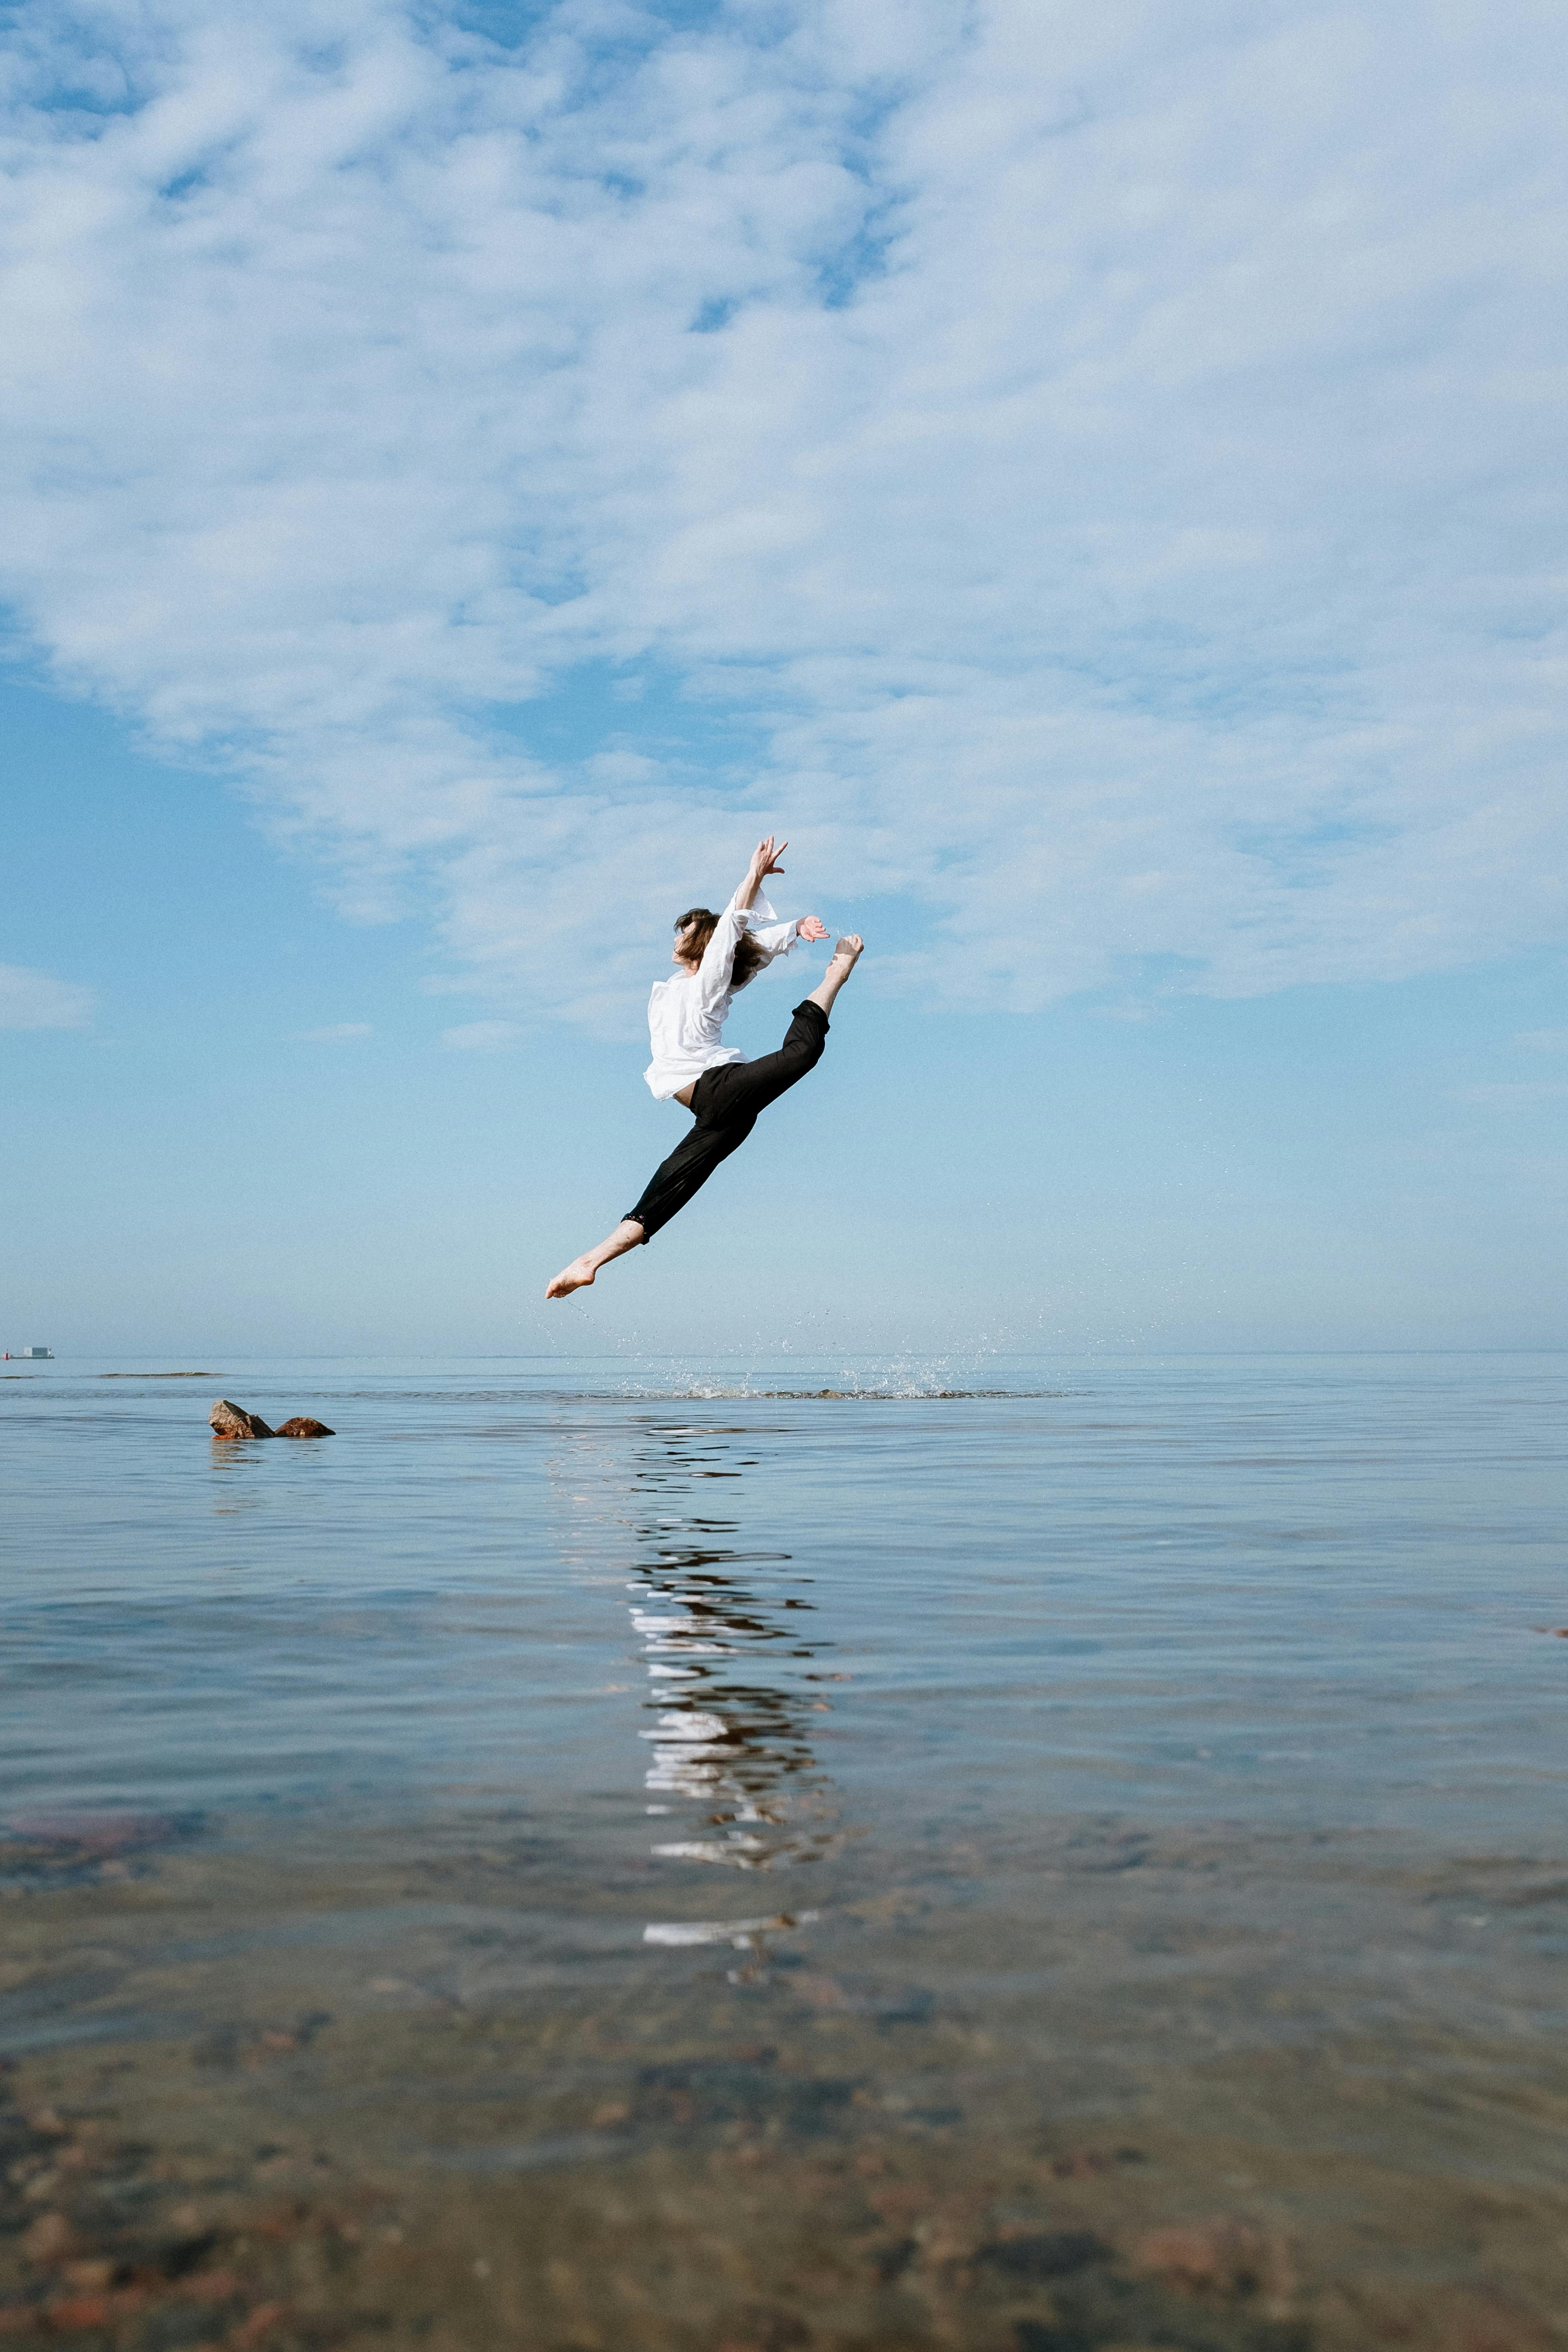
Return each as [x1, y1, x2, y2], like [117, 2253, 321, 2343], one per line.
[737, 833, 789, 912]
[798, 915, 828, 943]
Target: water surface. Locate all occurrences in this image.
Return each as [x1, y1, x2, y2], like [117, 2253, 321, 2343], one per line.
[2, 1354, 1565, 2349]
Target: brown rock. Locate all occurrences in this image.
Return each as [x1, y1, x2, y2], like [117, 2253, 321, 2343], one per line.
[232, 2301, 288, 2349]
[44, 2296, 112, 2329]
[22, 2211, 79, 2266]
[209, 1400, 275, 1440]
[59, 2260, 115, 2293]
[1135, 2216, 1291, 2301]
[275, 1417, 334, 1439]
[178, 2269, 242, 2305]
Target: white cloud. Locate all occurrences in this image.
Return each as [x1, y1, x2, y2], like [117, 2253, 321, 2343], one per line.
[0, 961, 93, 1029]
[0, 0, 1564, 1028]
[1516, 1028, 1568, 1053]
[296, 1021, 373, 1040]
[440, 1019, 521, 1051]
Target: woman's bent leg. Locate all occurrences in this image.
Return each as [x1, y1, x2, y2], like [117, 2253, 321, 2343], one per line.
[623, 1106, 758, 1241]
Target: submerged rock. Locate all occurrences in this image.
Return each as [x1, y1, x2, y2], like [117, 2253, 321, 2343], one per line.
[209, 1400, 275, 1440]
[275, 1417, 335, 1439]
[1135, 2215, 1292, 2301]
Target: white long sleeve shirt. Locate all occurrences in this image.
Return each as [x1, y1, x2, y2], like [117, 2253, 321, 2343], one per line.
[644, 891, 802, 1099]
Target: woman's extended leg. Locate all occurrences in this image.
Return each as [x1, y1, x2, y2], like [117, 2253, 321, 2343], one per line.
[695, 996, 828, 1127]
[544, 1093, 761, 1295]
[620, 1103, 760, 1242]
[807, 933, 863, 1020]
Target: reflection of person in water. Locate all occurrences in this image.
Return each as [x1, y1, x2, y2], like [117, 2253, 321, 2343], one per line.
[547, 836, 863, 1298]
[546, 1415, 845, 1972]
[633, 1538, 841, 1875]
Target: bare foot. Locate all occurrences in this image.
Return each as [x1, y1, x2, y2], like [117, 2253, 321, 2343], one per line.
[806, 934, 865, 1021]
[545, 1256, 597, 1299]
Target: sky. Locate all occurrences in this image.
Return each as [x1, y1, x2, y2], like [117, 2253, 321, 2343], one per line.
[2, 0, 1566, 1357]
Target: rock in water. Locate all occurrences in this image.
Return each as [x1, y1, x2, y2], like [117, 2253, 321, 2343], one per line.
[209, 1399, 275, 1440]
[275, 1416, 335, 1439]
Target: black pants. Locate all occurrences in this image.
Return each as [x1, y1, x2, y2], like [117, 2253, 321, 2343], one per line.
[625, 999, 829, 1241]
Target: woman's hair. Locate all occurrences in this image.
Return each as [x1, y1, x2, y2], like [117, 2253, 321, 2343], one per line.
[673, 907, 768, 989]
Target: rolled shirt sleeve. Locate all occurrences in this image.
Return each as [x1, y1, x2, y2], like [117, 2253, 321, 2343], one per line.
[737, 891, 799, 962]
[745, 919, 799, 962]
[695, 892, 798, 1007]
[694, 902, 748, 1010]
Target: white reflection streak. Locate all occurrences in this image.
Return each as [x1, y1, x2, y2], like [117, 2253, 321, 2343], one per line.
[547, 1419, 837, 1973]
[644, 1911, 819, 1949]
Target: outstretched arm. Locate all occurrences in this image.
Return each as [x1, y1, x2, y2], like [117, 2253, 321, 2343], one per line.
[733, 835, 786, 913]
[745, 911, 828, 964]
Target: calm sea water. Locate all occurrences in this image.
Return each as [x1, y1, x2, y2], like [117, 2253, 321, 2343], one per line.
[6, 1352, 1566, 1845]
[3, 1353, 1567, 2347]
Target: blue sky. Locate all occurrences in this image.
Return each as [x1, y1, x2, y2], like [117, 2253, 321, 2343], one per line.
[2, 0, 1566, 1355]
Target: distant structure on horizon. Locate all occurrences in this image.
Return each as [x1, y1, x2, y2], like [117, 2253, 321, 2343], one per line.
[4, 1346, 54, 1360]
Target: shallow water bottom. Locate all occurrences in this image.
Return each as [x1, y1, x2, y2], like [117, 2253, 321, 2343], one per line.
[2, 1815, 1566, 2352]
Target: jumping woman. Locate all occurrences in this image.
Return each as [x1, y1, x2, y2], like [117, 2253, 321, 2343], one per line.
[546, 835, 863, 1297]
